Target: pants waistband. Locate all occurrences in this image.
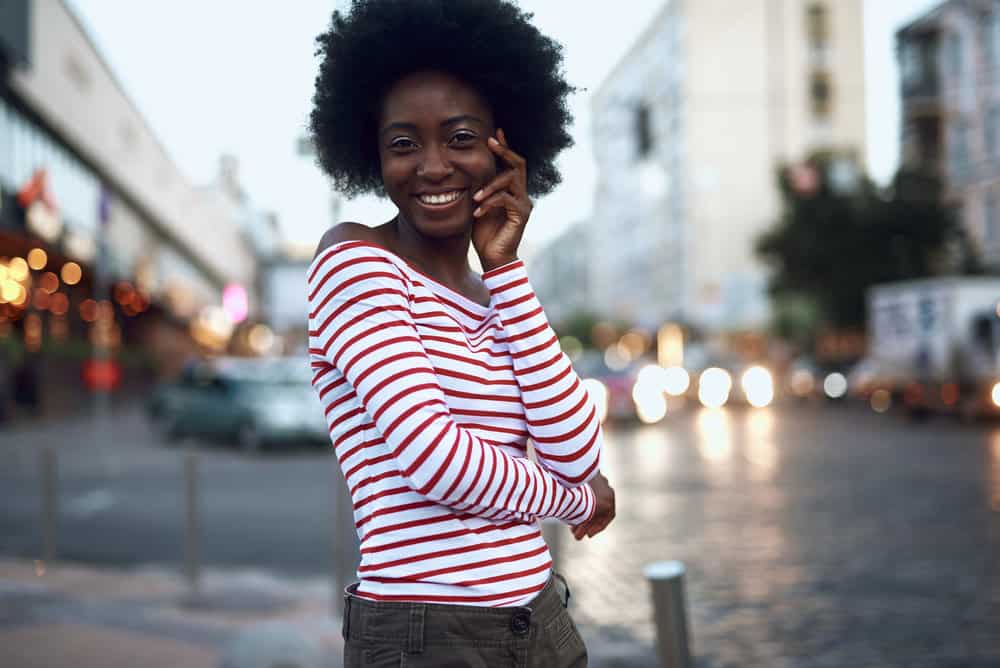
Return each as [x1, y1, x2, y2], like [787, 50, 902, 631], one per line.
[342, 574, 571, 652]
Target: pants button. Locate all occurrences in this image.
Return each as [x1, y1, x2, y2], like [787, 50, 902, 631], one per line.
[510, 610, 531, 636]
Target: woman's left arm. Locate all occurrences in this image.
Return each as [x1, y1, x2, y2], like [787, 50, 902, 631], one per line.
[473, 130, 603, 488]
[482, 259, 603, 487]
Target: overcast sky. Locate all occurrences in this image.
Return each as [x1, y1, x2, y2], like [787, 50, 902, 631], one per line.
[67, 0, 939, 255]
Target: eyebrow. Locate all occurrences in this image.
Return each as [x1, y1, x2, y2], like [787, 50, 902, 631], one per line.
[380, 115, 486, 137]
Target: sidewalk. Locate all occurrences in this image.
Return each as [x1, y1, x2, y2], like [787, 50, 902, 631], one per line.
[0, 559, 343, 668]
[0, 559, 658, 668]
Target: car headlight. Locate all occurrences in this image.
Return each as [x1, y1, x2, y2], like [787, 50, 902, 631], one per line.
[740, 366, 774, 408]
[991, 382, 1000, 408]
[698, 367, 731, 408]
[631, 380, 667, 424]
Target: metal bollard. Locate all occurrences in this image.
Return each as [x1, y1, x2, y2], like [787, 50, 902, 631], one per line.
[540, 518, 563, 573]
[41, 447, 57, 565]
[644, 560, 692, 668]
[184, 449, 201, 601]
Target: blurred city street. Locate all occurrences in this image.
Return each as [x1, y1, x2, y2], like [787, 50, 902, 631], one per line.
[4, 0, 1000, 665]
[2, 400, 999, 666]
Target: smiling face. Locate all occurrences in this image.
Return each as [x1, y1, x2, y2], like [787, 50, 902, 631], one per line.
[378, 71, 497, 240]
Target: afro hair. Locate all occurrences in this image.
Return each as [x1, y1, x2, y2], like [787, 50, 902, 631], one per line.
[309, 0, 575, 198]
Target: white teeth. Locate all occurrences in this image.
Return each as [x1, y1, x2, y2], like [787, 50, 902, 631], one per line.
[419, 191, 461, 205]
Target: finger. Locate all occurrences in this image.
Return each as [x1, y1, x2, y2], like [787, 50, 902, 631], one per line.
[572, 523, 588, 541]
[473, 192, 526, 222]
[487, 136, 526, 173]
[473, 171, 516, 202]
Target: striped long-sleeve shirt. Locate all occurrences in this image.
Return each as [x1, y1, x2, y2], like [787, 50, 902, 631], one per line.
[307, 241, 603, 606]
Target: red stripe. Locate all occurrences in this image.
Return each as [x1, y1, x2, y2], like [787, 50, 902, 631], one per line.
[360, 521, 522, 555]
[359, 530, 540, 572]
[354, 581, 544, 604]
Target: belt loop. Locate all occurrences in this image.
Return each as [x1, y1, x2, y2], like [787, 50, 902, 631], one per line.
[407, 604, 426, 654]
[341, 593, 352, 641]
[555, 572, 571, 608]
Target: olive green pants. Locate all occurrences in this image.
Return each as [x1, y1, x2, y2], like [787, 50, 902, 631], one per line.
[342, 574, 588, 667]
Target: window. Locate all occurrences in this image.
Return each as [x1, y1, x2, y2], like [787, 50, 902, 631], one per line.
[806, 3, 829, 48]
[810, 71, 832, 118]
[635, 104, 653, 159]
[900, 42, 923, 89]
[951, 121, 970, 180]
[945, 32, 963, 78]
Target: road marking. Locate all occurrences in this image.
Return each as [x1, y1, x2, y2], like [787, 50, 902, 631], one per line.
[66, 489, 115, 518]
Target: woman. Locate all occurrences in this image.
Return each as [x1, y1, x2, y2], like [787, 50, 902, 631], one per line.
[306, 1, 615, 665]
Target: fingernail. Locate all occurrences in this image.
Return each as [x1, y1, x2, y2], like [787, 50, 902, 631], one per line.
[473, 189, 483, 200]
[488, 137, 498, 146]
[473, 207, 482, 216]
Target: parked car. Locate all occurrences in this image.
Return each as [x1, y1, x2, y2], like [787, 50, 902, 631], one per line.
[146, 357, 329, 452]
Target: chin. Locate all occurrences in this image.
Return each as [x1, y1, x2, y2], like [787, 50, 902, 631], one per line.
[404, 209, 474, 239]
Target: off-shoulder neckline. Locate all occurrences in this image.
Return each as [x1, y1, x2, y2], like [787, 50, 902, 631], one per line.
[310, 240, 492, 315]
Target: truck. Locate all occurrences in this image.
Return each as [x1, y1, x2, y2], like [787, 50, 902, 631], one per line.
[866, 277, 1000, 418]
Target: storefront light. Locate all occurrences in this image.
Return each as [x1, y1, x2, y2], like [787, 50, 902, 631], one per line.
[61, 262, 82, 285]
[27, 248, 47, 271]
[8, 258, 29, 282]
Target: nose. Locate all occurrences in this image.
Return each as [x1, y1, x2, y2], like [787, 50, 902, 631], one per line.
[416, 144, 454, 181]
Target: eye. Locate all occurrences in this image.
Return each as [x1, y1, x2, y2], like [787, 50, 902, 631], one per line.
[449, 130, 478, 147]
[388, 137, 418, 151]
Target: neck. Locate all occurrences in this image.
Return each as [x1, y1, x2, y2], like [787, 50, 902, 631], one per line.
[389, 215, 473, 286]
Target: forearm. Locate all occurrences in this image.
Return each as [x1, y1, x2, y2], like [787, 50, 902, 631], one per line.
[482, 260, 603, 485]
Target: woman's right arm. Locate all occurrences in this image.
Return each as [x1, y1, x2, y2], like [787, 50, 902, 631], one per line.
[307, 242, 594, 526]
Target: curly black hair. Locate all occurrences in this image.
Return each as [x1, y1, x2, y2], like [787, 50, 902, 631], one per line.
[310, 0, 575, 198]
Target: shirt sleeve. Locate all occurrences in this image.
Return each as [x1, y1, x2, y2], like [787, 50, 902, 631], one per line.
[482, 260, 603, 487]
[307, 244, 595, 526]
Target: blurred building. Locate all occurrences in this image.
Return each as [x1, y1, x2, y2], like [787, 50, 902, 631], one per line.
[897, 0, 1000, 267]
[527, 222, 592, 327]
[0, 0, 262, 409]
[589, 0, 866, 332]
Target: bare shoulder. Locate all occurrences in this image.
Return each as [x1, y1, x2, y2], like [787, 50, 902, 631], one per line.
[313, 222, 380, 260]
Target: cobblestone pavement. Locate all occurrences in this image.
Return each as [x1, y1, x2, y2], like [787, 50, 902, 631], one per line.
[3, 402, 1000, 666]
[558, 403, 1000, 667]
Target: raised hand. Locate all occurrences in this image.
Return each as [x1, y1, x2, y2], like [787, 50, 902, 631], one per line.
[471, 128, 533, 271]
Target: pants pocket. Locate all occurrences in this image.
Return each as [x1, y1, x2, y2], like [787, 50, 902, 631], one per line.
[363, 645, 405, 667]
[540, 609, 588, 667]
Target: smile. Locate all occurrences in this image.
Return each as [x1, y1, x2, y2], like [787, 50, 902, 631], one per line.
[416, 190, 464, 206]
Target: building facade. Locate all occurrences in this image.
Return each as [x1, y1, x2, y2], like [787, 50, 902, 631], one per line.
[898, 0, 1000, 267]
[0, 0, 262, 402]
[0, 0, 256, 334]
[589, 0, 866, 332]
[527, 221, 592, 328]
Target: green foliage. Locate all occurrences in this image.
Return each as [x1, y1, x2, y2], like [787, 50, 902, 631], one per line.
[757, 154, 978, 333]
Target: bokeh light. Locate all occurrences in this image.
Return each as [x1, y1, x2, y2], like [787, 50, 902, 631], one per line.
[870, 388, 891, 413]
[61, 262, 82, 285]
[698, 367, 732, 408]
[27, 248, 47, 270]
[632, 381, 667, 423]
[663, 366, 690, 396]
[79, 298, 98, 322]
[39, 272, 59, 294]
[824, 373, 848, 399]
[8, 257, 29, 282]
[741, 366, 774, 408]
[49, 292, 69, 316]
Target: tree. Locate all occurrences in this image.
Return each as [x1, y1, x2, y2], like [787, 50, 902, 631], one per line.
[756, 153, 978, 336]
